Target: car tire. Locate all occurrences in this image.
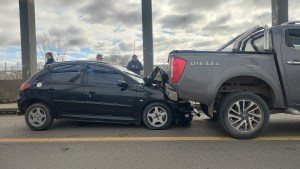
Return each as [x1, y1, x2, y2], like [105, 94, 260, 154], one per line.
[218, 92, 269, 139]
[142, 102, 173, 130]
[25, 103, 54, 131]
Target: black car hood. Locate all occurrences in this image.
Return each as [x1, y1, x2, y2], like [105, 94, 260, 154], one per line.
[143, 66, 169, 86]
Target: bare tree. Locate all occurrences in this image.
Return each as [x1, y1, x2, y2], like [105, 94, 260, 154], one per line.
[53, 33, 67, 62]
[105, 54, 131, 67]
[37, 32, 67, 66]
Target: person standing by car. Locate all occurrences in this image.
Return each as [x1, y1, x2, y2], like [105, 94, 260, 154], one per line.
[96, 54, 103, 61]
[44, 52, 55, 67]
[127, 54, 143, 75]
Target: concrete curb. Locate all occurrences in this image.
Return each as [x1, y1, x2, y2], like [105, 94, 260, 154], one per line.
[0, 103, 18, 115]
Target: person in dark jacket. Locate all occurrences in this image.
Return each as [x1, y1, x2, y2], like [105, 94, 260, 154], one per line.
[44, 52, 55, 67]
[96, 54, 103, 61]
[127, 55, 143, 75]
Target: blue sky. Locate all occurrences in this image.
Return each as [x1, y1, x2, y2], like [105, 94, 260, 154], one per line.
[0, 48, 21, 61]
[0, 0, 299, 70]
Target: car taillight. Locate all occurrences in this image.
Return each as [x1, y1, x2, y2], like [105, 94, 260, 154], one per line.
[171, 57, 186, 83]
[20, 83, 31, 91]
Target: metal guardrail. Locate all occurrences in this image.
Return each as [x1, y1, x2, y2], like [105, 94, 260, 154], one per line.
[0, 71, 22, 80]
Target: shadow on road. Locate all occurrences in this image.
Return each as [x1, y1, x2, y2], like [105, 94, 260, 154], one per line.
[1, 114, 300, 138]
[48, 114, 300, 137]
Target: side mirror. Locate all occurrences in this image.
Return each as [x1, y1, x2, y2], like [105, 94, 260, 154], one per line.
[117, 80, 128, 91]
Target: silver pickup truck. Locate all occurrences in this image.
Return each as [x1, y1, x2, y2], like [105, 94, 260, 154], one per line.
[167, 21, 300, 139]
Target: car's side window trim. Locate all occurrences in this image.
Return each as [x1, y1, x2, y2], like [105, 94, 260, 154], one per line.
[50, 64, 84, 85]
[83, 63, 128, 87]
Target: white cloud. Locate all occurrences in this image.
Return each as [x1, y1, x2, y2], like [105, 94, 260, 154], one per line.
[0, 0, 299, 66]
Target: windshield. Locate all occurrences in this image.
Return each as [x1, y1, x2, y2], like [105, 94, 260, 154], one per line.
[112, 64, 144, 84]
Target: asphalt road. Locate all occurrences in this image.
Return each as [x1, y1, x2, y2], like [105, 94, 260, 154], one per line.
[1, 114, 300, 169]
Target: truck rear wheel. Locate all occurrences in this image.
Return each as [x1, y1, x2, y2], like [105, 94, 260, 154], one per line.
[218, 92, 269, 139]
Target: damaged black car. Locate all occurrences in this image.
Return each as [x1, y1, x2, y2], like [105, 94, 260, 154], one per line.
[18, 61, 195, 130]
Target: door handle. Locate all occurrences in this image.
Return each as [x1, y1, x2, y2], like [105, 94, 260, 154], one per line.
[287, 60, 300, 65]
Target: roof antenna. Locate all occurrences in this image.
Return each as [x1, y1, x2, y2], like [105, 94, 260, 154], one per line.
[259, 16, 264, 25]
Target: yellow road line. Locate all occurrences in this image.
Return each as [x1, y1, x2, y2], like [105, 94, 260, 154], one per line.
[0, 136, 300, 143]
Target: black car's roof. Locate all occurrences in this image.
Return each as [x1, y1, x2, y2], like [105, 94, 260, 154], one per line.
[47, 60, 115, 67]
[45, 60, 131, 75]
[51, 60, 108, 64]
[43, 60, 144, 84]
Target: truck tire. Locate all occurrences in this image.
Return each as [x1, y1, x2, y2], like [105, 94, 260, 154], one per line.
[143, 102, 173, 130]
[25, 103, 54, 131]
[218, 92, 269, 139]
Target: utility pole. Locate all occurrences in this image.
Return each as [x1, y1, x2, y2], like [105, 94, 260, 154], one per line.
[19, 0, 37, 80]
[4, 61, 7, 80]
[134, 40, 136, 55]
[16, 62, 19, 79]
[141, 0, 154, 76]
[272, 0, 288, 26]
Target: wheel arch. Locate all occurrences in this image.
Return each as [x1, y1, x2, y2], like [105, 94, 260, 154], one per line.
[217, 76, 275, 102]
[205, 66, 285, 117]
[21, 98, 53, 115]
[140, 100, 176, 122]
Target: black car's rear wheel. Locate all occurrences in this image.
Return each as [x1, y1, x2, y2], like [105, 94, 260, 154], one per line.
[143, 102, 173, 130]
[25, 103, 54, 131]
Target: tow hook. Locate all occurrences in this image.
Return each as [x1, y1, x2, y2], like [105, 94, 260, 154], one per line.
[192, 108, 201, 117]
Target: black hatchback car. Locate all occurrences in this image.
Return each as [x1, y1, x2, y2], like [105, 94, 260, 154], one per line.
[18, 61, 193, 131]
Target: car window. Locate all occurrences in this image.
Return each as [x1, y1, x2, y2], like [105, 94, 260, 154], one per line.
[86, 65, 125, 86]
[111, 64, 144, 84]
[51, 64, 82, 84]
[243, 35, 264, 52]
[286, 29, 300, 50]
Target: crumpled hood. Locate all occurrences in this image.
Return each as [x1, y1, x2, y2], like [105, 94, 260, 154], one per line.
[143, 66, 169, 86]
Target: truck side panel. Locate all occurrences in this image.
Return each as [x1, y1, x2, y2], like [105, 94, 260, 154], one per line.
[170, 51, 285, 108]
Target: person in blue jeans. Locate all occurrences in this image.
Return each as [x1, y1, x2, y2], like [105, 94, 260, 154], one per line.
[127, 55, 144, 75]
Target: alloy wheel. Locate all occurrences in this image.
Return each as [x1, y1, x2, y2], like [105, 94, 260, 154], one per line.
[146, 106, 168, 128]
[227, 100, 263, 133]
[28, 107, 47, 127]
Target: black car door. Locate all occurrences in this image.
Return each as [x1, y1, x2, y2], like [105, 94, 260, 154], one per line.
[44, 63, 87, 115]
[84, 64, 137, 118]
